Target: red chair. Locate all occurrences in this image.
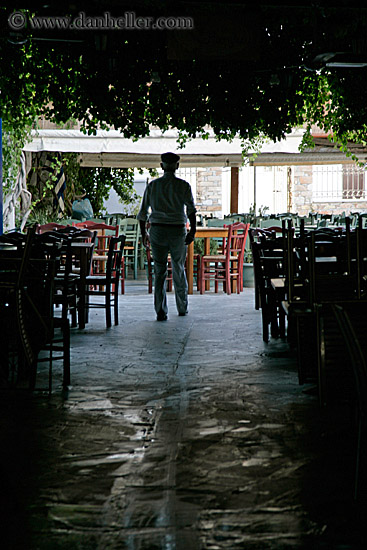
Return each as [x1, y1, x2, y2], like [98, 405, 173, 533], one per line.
[36, 222, 69, 234]
[75, 221, 119, 237]
[75, 222, 124, 293]
[200, 223, 249, 295]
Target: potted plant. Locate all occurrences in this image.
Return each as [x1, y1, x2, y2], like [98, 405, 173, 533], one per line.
[243, 244, 255, 287]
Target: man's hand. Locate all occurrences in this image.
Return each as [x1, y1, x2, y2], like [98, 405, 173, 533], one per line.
[139, 220, 150, 248]
[185, 231, 195, 245]
[186, 212, 197, 245]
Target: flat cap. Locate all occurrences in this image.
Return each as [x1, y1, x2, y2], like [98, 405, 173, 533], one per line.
[161, 152, 180, 164]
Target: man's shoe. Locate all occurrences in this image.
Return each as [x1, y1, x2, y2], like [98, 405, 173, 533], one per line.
[157, 311, 168, 321]
[178, 311, 188, 316]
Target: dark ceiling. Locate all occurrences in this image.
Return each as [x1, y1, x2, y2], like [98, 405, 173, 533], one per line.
[2, 1, 367, 143]
[5, 1, 367, 73]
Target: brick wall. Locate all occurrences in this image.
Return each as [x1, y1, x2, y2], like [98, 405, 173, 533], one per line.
[196, 167, 222, 215]
[292, 165, 313, 216]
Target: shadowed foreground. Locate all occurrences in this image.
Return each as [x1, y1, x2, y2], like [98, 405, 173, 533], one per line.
[0, 283, 365, 549]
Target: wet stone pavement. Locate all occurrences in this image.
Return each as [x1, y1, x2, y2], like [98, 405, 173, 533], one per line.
[1, 282, 366, 549]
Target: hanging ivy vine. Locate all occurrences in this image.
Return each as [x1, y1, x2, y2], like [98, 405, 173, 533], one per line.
[62, 153, 146, 216]
[2, 2, 367, 221]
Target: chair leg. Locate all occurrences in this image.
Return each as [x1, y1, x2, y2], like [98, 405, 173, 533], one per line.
[196, 256, 201, 291]
[62, 319, 70, 387]
[200, 262, 205, 294]
[262, 308, 269, 343]
[120, 258, 125, 294]
[48, 341, 53, 394]
[354, 416, 363, 500]
[134, 254, 138, 279]
[114, 286, 119, 326]
[226, 265, 231, 295]
[36, 317, 70, 392]
[106, 289, 112, 328]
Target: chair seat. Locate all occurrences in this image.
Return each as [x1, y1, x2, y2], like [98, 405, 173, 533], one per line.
[55, 272, 80, 282]
[202, 254, 226, 261]
[202, 254, 239, 261]
[86, 274, 117, 284]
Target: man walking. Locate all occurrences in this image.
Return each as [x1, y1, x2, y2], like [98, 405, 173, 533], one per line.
[138, 152, 196, 321]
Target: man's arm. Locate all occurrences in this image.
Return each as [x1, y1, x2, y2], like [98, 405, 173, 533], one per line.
[137, 185, 150, 248]
[139, 220, 149, 248]
[185, 211, 197, 245]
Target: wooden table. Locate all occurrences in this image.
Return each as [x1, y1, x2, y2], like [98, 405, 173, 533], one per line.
[187, 227, 229, 294]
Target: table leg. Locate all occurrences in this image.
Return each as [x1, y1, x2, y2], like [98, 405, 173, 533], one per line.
[77, 249, 88, 329]
[187, 242, 194, 294]
[204, 237, 211, 291]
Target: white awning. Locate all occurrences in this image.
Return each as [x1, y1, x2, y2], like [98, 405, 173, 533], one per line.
[23, 128, 305, 167]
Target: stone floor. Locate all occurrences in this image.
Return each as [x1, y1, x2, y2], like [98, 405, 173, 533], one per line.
[0, 277, 366, 549]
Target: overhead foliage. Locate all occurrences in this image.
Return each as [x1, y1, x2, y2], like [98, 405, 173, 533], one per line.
[1, 2, 367, 163]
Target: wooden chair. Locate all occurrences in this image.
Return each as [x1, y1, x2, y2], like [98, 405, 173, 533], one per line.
[307, 229, 358, 406]
[199, 223, 248, 295]
[233, 222, 250, 292]
[260, 218, 283, 229]
[75, 222, 123, 291]
[249, 227, 285, 310]
[332, 303, 367, 500]
[251, 231, 287, 342]
[69, 229, 97, 276]
[0, 228, 39, 388]
[85, 235, 126, 327]
[36, 222, 69, 234]
[283, 224, 361, 402]
[105, 213, 127, 226]
[35, 258, 70, 393]
[0, 228, 62, 391]
[35, 232, 79, 389]
[119, 218, 141, 279]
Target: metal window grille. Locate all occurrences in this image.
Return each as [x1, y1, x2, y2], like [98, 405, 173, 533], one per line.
[312, 164, 366, 201]
[177, 167, 197, 197]
[342, 165, 365, 199]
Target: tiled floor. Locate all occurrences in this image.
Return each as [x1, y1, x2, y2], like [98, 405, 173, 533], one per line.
[0, 277, 366, 549]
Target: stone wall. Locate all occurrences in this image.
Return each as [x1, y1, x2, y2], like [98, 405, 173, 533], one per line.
[292, 165, 313, 216]
[311, 201, 367, 215]
[195, 167, 222, 216]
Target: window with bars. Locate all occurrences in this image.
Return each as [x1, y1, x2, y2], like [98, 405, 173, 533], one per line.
[312, 164, 366, 201]
[342, 165, 365, 199]
[176, 167, 197, 197]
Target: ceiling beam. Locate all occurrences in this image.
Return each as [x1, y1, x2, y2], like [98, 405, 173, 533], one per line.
[78, 152, 244, 168]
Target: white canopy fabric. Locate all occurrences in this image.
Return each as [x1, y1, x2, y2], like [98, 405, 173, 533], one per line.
[24, 128, 306, 167]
